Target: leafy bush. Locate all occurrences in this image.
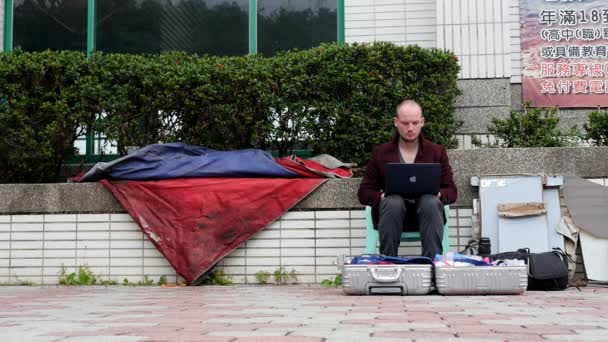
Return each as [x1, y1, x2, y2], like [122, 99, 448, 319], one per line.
[0, 43, 461, 183]
[476, 106, 580, 148]
[584, 109, 608, 146]
[299, 43, 462, 164]
[0, 50, 92, 183]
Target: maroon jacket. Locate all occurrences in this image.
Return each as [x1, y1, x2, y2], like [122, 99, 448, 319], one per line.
[358, 135, 457, 225]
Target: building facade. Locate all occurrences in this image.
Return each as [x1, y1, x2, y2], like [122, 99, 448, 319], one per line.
[0, 0, 600, 149]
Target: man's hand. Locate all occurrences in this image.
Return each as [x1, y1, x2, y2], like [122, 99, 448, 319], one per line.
[380, 193, 385, 200]
[437, 192, 441, 198]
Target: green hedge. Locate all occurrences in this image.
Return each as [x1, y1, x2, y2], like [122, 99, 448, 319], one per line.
[0, 50, 91, 183]
[584, 109, 608, 146]
[0, 43, 461, 183]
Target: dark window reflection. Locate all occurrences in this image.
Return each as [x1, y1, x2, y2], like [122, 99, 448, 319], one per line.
[96, 0, 249, 55]
[13, 0, 87, 51]
[258, 0, 337, 56]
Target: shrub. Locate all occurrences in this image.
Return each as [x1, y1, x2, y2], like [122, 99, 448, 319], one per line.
[300, 43, 461, 164]
[0, 43, 461, 182]
[0, 50, 92, 183]
[477, 106, 580, 148]
[584, 109, 608, 146]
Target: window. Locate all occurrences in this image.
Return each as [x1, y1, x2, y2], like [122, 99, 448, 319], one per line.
[13, 0, 87, 51]
[96, 0, 249, 56]
[258, 0, 337, 55]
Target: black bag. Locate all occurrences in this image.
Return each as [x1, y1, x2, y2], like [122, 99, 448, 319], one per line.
[492, 248, 569, 291]
[491, 249, 528, 262]
[459, 239, 479, 255]
[526, 248, 569, 291]
[459, 238, 492, 257]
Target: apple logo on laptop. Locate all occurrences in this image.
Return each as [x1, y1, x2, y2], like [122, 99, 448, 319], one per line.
[409, 176, 416, 183]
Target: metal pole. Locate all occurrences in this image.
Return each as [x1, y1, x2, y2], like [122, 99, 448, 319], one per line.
[249, 0, 257, 54]
[337, 0, 345, 44]
[4, 0, 13, 52]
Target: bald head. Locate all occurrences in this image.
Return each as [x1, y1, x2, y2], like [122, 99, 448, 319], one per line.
[394, 99, 425, 143]
[396, 100, 423, 119]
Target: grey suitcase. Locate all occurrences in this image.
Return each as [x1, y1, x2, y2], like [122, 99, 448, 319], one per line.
[342, 264, 433, 295]
[435, 265, 528, 295]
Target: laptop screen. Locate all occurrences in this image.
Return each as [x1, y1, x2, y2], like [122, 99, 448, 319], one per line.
[384, 163, 441, 197]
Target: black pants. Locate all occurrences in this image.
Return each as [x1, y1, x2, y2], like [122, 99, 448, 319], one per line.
[378, 194, 444, 259]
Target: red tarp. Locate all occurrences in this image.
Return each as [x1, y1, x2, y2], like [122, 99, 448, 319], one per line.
[101, 177, 325, 285]
[275, 156, 353, 178]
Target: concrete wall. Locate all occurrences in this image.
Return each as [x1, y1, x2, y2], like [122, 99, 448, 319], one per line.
[0, 208, 476, 285]
[453, 80, 597, 143]
[1, 147, 606, 285]
[4, 147, 608, 210]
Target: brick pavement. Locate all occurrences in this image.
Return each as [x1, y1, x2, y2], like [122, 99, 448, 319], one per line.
[0, 285, 607, 342]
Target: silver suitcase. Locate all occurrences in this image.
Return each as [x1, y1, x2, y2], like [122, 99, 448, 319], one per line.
[342, 264, 433, 295]
[435, 265, 528, 295]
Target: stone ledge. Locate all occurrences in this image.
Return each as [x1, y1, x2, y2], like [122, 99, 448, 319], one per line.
[1, 147, 607, 213]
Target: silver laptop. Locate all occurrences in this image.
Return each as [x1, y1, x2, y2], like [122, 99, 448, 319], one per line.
[384, 163, 441, 197]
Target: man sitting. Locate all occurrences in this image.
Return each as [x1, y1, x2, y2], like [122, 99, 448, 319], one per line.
[357, 99, 457, 258]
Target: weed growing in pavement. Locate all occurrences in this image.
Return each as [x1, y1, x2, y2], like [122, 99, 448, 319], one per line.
[140, 275, 155, 286]
[58, 264, 171, 286]
[121, 276, 155, 286]
[157, 275, 168, 286]
[201, 269, 233, 286]
[17, 280, 37, 286]
[98, 279, 119, 286]
[58, 265, 97, 285]
[273, 267, 298, 285]
[255, 271, 271, 284]
[320, 274, 342, 288]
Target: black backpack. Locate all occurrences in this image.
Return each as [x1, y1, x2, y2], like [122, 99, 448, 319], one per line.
[492, 248, 570, 291]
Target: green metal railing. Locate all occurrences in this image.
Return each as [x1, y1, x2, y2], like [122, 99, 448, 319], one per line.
[3, 0, 12, 52]
[338, 0, 345, 44]
[248, 0, 258, 54]
[87, 0, 96, 59]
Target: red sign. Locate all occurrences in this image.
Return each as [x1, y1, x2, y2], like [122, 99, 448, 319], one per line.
[520, 0, 608, 107]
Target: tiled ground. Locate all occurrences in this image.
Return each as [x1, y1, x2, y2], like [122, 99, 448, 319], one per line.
[0, 285, 607, 342]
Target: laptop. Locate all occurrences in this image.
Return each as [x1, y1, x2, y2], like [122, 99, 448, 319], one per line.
[384, 163, 441, 197]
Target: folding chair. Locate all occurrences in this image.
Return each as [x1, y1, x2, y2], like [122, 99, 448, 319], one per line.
[364, 205, 450, 255]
